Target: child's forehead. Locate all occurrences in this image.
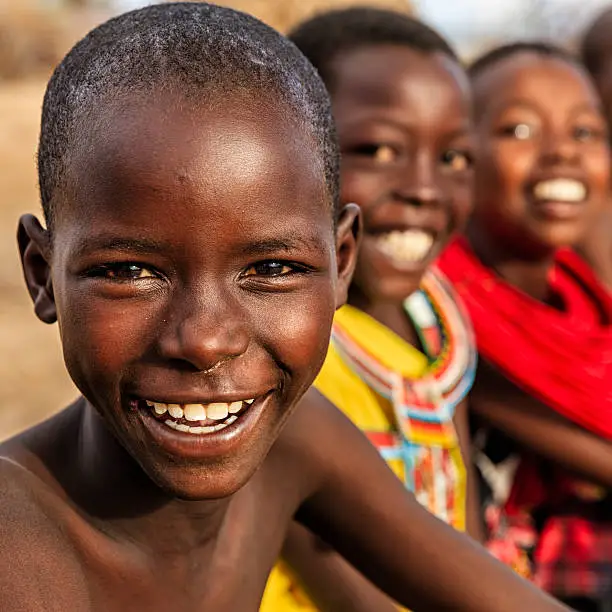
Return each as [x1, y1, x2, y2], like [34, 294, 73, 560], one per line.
[330, 47, 469, 124]
[331, 45, 466, 100]
[72, 92, 322, 188]
[58, 92, 332, 232]
[474, 54, 591, 112]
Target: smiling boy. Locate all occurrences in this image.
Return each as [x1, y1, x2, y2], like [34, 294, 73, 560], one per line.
[0, 4, 569, 611]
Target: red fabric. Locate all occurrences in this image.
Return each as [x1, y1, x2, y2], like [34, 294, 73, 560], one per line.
[436, 237, 612, 439]
[437, 237, 612, 599]
[535, 514, 612, 598]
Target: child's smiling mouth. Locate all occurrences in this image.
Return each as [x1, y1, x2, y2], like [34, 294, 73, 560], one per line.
[144, 398, 255, 435]
[128, 392, 275, 460]
[374, 229, 435, 265]
[528, 177, 590, 220]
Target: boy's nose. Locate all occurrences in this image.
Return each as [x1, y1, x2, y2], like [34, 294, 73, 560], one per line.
[540, 132, 579, 166]
[392, 152, 442, 207]
[157, 292, 250, 373]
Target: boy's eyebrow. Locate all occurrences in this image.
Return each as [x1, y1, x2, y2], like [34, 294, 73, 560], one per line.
[242, 235, 327, 256]
[71, 234, 328, 256]
[72, 235, 169, 256]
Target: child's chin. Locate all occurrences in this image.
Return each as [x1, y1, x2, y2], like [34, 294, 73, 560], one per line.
[146, 462, 255, 501]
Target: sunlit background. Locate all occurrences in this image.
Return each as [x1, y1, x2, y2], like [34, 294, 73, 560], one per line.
[1, 0, 610, 440]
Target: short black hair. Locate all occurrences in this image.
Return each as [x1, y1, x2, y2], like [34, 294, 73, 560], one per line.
[38, 2, 338, 230]
[288, 7, 457, 92]
[580, 8, 612, 77]
[469, 41, 579, 80]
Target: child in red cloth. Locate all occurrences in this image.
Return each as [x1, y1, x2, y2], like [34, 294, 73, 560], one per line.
[436, 42, 612, 611]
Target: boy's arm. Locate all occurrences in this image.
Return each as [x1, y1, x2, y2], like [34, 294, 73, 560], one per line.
[453, 398, 484, 542]
[288, 390, 568, 612]
[282, 522, 398, 612]
[278, 400, 479, 612]
[470, 360, 612, 487]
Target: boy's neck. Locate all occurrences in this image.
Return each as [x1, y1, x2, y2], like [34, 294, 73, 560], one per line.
[57, 400, 235, 556]
[465, 219, 556, 303]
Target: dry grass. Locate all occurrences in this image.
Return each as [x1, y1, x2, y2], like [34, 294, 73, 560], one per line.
[0, 79, 76, 440]
[0, 0, 109, 81]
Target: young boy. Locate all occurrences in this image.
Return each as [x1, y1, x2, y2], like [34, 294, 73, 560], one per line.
[262, 9, 480, 611]
[0, 4, 566, 610]
[437, 42, 612, 611]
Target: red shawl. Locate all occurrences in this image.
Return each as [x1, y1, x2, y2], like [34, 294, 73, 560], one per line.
[436, 236, 612, 439]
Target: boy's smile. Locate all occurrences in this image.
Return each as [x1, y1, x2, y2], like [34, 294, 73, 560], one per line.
[21, 92, 358, 500]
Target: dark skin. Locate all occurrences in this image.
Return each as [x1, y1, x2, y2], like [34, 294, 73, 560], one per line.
[278, 45, 481, 611]
[467, 53, 612, 487]
[0, 90, 566, 611]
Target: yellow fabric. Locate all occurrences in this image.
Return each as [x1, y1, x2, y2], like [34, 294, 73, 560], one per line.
[260, 306, 466, 612]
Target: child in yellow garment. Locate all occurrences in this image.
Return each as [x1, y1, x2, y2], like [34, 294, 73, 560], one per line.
[260, 8, 478, 611]
[262, 272, 477, 611]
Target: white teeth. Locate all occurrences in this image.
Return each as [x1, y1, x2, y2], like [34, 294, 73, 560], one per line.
[146, 396, 256, 434]
[183, 403, 207, 422]
[168, 404, 184, 419]
[533, 179, 586, 203]
[375, 229, 434, 264]
[207, 402, 229, 420]
[153, 402, 167, 415]
[229, 401, 243, 414]
[164, 419, 230, 435]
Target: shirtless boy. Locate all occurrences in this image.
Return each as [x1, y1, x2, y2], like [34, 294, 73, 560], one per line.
[0, 3, 566, 610]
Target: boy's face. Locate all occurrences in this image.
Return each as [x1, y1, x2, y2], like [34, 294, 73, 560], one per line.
[473, 53, 610, 256]
[21, 93, 358, 500]
[331, 45, 474, 304]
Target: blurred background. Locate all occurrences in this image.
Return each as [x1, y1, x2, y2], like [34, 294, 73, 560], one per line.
[1, 0, 611, 441]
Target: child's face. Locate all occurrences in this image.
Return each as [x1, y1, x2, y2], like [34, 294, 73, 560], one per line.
[473, 53, 610, 255]
[21, 93, 358, 500]
[331, 45, 474, 303]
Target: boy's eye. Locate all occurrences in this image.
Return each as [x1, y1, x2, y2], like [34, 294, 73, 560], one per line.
[243, 261, 294, 277]
[573, 125, 604, 142]
[87, 263, 156, 281]
[499, 123, 534, 140]
[441, 149, 473, 172]
[352, 143, 398, 164]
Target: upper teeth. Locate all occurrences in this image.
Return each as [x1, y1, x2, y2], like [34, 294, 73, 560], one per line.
[146, 398, 255, 434]
[533, 179, 586, 203]
[375, 229, 434, 263]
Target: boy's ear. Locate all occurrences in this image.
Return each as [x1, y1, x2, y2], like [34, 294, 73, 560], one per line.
[17, 214, 57, 324]
[334, 202, 361, 309]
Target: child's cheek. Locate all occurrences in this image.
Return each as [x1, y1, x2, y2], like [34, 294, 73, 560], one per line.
[340, 167, 382, 214]
[481, 141, 536, 218]
[585, 144, 611, 204]
[256, 283, 335, 390]
[58, 287, 159, 403]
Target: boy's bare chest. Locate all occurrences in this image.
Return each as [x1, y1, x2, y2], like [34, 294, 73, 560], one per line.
[60, 485, 296, 611]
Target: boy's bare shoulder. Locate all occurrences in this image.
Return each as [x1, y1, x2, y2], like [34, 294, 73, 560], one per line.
[0, 448, 88, 609]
